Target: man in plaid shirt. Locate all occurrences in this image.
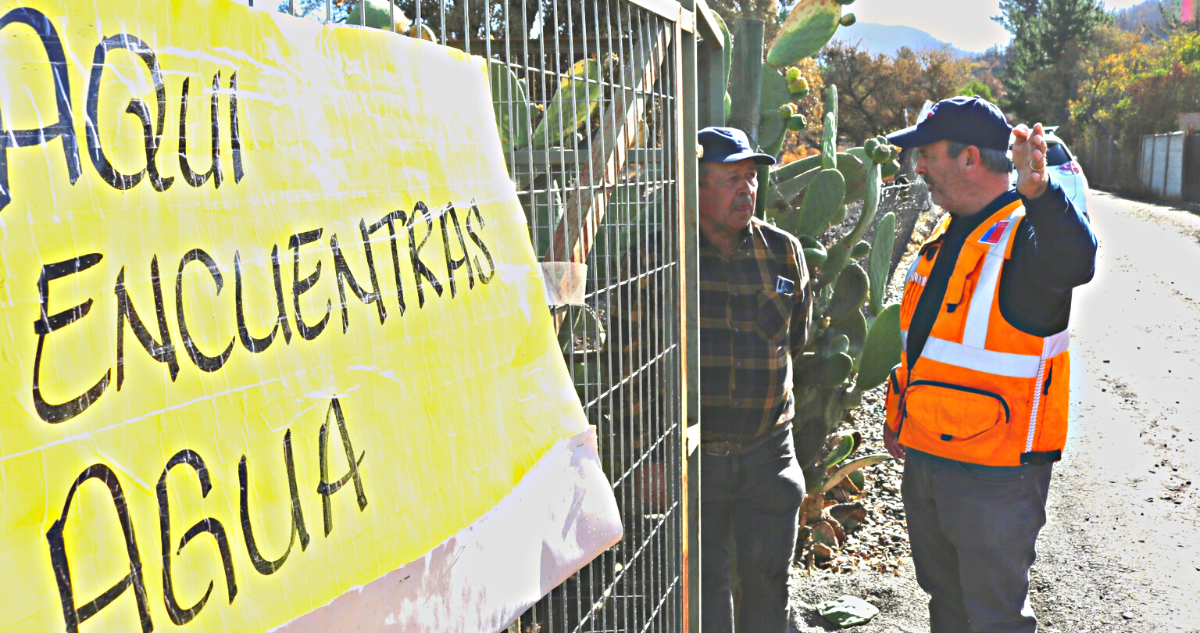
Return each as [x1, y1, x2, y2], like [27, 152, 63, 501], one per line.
[694, 127, 812, 632]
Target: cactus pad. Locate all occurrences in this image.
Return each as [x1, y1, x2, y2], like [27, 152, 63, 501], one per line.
[796, 169, 846, 237]
[759, 63, 793, 154]
[348, 0, 408, 31]
[868, 212, 896, 315]
[814, 352, 854, 386]
[767, 0, 843, 67]
[857, 304, 902, 390]
[822, 432, 857, 469]
[799, 235, 828, 272]
[488, 61, 532, 151]
[772, 153, 824, 181]
[830, 309, 866, 359]
[817, 241, 851, 289]
[829, 263, 868, 318]
[532, 58, 606, 149]
[828, 334, 851, 356]
[819, 115, 837, 169]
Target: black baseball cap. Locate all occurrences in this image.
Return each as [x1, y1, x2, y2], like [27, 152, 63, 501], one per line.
[698, 127, 777, 165]
[886, 96, 1012, 152]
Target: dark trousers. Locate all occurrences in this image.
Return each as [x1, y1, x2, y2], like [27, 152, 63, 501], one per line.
[700, 430, 805, 633]
[902, 449, 1054, 633]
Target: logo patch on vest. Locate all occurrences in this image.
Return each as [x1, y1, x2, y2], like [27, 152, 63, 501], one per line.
[775, 276, 795, 294]
[979, 221, 1010, 245]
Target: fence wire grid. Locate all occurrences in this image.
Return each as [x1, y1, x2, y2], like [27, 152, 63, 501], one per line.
[277, 1, 687, 632]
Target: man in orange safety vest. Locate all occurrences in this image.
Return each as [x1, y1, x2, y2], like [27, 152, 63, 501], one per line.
[883, 97, 1097, 632]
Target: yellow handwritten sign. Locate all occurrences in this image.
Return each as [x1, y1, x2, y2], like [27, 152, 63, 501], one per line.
[0, 1, 614, 630]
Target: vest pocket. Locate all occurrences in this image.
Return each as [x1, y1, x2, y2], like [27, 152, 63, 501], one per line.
[903, 380, 1010, 441]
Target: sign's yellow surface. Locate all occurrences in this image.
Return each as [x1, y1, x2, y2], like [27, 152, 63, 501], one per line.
[0, 1, 587, 629]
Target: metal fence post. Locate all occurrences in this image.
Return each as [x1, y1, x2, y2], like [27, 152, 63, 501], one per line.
[678, 1, 701, 632]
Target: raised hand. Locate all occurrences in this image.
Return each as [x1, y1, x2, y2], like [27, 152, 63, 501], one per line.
[1012, 122, 1049, 200]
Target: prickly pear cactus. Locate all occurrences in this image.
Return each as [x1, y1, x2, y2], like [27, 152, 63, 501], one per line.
[767, 0, 844, 68]
[768, 101, 903, 472]
[741, 87, 903, 479]
[532, 57, 612, 149]
[347, 0, 411, 32]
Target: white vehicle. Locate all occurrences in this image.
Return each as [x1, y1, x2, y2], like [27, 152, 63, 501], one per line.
[1010, 127, 1090, 218]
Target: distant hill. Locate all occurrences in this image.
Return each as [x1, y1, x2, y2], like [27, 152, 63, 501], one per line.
[1114, 0, 1169, 39]
[829, 22, 969, 58]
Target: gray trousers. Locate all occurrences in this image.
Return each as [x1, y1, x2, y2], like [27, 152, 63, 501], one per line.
[700, 430, 805, 633]
[902, 449, 1054, 633]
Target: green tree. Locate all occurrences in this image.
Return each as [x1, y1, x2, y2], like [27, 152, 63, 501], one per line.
[709, 0, 785, 42]
[995, 0, 1109, 124]
[1072, 28, 1200, 139]
[820, 42, 972, 144]
[959, 79, 996, 101]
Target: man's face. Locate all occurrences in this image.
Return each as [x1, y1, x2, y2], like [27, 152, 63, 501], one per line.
[915, 140, 970, 215]
[699, 159, 758, 236]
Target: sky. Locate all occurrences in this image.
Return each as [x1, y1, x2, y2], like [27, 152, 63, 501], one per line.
[846, 0, 1151, 53]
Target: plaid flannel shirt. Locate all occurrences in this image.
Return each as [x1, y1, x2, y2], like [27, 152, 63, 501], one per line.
[617, 218, 811, 446]
[697, 217, 811, 444]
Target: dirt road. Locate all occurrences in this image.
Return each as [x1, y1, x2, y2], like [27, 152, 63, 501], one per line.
[790, 190, 1200, 632]
[1032, 191, 1200, 633]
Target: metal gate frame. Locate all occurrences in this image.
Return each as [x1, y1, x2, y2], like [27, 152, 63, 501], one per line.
[275, 0, 703, 630]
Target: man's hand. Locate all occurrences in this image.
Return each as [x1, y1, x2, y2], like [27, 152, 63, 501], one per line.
[883, 419, 905, 461]
[1013, 122, 1049, 200]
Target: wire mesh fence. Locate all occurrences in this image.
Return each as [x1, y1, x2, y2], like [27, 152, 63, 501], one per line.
[275, 1, 687, 631]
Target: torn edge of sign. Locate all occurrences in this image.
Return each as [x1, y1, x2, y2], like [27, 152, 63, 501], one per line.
[270, 425, 622, 633]
[540, 262, 588, 306]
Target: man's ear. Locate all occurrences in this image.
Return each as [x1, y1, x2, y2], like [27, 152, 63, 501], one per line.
[962, 145, 981, 172]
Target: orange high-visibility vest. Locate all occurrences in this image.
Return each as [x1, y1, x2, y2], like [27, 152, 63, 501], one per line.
[884, 200, 1070, 466]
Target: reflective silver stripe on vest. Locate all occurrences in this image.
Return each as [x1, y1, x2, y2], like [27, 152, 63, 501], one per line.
[1042, 329, 1070, 358]
[920, 336, 1043, 378]
[909, 330, 1070, 379]
[961, 208, 1023, 348]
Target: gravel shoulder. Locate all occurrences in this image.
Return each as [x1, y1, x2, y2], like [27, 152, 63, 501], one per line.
[789, 190, 1200, 632]
[788, 209, 937, 632]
